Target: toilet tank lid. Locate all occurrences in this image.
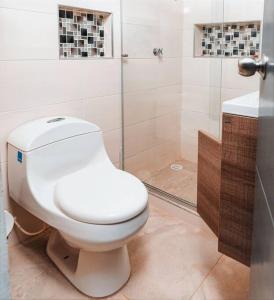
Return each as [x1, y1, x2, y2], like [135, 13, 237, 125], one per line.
[8, 117, 101, 152]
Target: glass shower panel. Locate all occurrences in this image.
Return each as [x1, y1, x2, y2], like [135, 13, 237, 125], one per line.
[121, 0, 224, 207]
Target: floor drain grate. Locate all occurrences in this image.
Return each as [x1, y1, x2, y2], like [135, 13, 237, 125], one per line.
[170, 164, 184, 171]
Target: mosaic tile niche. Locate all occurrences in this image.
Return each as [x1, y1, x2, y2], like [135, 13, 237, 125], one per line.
[194, 22, 261, 58]
[59, 6, 113, 59]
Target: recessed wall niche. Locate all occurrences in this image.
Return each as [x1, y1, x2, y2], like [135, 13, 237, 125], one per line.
[194, 22, 261, 58]
[58, 6, 113, 59]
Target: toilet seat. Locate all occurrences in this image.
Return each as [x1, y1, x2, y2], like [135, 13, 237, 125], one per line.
[54, 166, 148, 225]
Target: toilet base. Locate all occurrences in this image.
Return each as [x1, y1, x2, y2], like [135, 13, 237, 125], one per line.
[46, 231, 131, 298]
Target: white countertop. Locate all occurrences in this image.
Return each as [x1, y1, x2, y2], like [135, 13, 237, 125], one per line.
[222, 91, 260, 118]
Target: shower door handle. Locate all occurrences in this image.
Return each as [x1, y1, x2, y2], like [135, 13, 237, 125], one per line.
[238, 55, 268, 80]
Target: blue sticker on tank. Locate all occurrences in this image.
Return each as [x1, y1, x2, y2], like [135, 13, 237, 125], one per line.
[17, 151, 23, 163]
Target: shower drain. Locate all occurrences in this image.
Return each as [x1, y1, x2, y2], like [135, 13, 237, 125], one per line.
[170, 163, 184, 171]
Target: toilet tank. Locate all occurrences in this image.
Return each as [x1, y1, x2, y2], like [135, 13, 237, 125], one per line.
[7, 117, 108, 203]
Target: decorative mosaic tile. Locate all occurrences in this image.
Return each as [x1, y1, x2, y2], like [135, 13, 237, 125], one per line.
[197, 22, 261, 58]
[59, 6, 111, 59]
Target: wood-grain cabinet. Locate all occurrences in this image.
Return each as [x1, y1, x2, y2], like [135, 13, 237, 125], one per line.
[197, 113, 258, 266]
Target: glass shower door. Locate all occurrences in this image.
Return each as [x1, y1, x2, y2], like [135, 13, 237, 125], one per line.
[121, 0, 224, 207]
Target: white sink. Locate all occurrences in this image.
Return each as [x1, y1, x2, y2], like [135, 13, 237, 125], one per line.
[222, 91, 260, 118]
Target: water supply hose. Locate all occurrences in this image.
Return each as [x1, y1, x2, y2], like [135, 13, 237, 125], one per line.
[14, 217, 47, 236]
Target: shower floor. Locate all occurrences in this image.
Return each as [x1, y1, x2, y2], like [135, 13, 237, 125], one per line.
[146, 159, 197, 206]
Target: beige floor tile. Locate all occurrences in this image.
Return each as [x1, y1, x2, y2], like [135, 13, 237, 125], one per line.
[9, 232, 90, 300]
[122, 224, 221, 300]
[146, 159, 197, 205]
[9, 196, 248, 300]
[191, 256, 250, 300]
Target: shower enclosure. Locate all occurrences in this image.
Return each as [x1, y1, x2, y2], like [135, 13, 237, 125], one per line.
[121, 0, 263, 208]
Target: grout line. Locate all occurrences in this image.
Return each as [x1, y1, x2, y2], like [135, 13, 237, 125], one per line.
[124, 140, 178, 161]
[0, 6, 56, 15]
[123, 83, 181, 96]
[0, 57, 121, 62]
[123, 56, 183, 60]
[122, 21, 183, 31]
[124, 109, 182, 128]
[0, 92, 122, 115]
[188, 255, 223, 300]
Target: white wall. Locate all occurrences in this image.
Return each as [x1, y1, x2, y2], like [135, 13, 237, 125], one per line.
[122, 0, 183, 181]
[180, 0, 264, 163]
[0, 0, 122, 243]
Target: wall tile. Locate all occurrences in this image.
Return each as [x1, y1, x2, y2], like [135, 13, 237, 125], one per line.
[198, 22, 261, 58]
[125, 141, 181, 182]
[123, 23, 160, 59]
[154, 85, 182, 117]
[123, 58, 161, 93]
[0, 0, 56, 13]
[103, 129, 121, 165]
[181, 85, 221, 114]
[0, 8, 58, 60]
[181, 110, 210, 138]
[124, 85, 181, 126]
[62, 0, 121, 58]
[123, 24, 182, 59]
[182, 28, 194, 58]
[0, 0, 121, 59]
[155, 112, 181, 145]
[180, 131, 198, 163]
[221, 59, 260, 90]
[123, 58, 181, 94]
[183, 0, 223, 30]
[224, 0, 264, 23]
[159, 0, 183, 30]
[0, 59, 121, 113]
[182, 57, 222, 87]
[122, 0, 183, 180]
[84, 94, 122, 131]
[124, 119, 160, 158]
[123, 90, 157, 126]
[124, 112, 180, 159]
[122, 0, 160, 26]
[160, 27, 183, 58]
[0, 0, 121, 17]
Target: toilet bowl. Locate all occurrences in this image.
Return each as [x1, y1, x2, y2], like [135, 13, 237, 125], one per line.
[7, 117, 149, 298]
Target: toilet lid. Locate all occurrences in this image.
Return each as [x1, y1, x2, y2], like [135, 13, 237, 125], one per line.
[54, 166, 148, 225]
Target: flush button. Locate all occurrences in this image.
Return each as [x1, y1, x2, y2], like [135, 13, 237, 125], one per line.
[47, 117, 65, 123]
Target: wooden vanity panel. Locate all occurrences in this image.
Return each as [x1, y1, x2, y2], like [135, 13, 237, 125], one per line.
[197, 131, 222, 236]
[219, 113, 258, 266]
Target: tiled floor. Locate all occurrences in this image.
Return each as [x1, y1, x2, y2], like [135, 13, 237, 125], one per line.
[146, 160, 197, 205]
[9, 195, 249, 300]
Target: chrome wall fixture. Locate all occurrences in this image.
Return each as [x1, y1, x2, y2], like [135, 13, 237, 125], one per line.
[153, 48, 164, 57]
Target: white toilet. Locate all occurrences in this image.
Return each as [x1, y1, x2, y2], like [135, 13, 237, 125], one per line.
[7, 117, 149, 298]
